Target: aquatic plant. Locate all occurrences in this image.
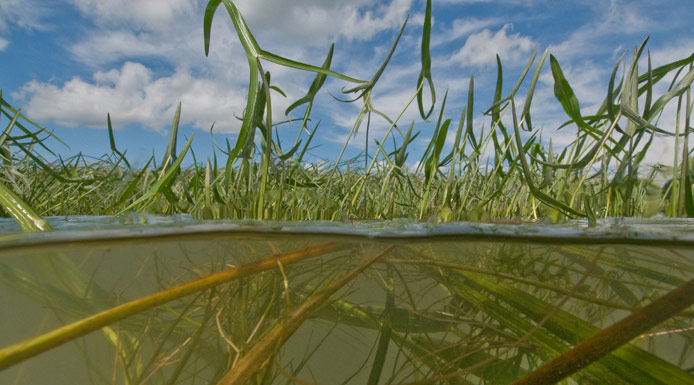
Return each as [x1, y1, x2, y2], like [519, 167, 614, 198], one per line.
[0, 1, 692, 223]
[1, 232, 693, 384]
[1, 0, 694, 383]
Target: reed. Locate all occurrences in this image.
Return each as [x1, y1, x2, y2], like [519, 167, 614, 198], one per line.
[1, 0, 693, 383]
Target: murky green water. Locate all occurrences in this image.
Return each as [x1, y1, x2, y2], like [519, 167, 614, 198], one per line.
[1, 216, 693, 384]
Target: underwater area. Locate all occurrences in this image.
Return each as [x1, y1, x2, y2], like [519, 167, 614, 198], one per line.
[1, 216, 693, 384]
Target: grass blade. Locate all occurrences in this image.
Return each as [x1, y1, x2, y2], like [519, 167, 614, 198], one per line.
[513, 280, 694, 385]
[0, 242, 346, 371]
[0, 182, 52, 231]
[416, 0, 435, 120]
[116, 134, 194, 214]
[550, 54, 589, 131]
[215, 245, 394, 385]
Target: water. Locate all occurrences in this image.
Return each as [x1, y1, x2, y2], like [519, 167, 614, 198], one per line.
[1, 216, 693, 384]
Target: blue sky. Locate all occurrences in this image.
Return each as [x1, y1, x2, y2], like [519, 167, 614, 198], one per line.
[1, 0, 693, 167]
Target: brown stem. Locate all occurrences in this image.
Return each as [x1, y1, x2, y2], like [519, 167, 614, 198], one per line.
[215, 245, 395, 385]
[512, 279, 694, 385]
[0, 242, 345, 371]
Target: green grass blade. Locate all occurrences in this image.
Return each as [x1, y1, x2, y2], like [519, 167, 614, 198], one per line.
[203, 0, 222, 56]
[464, 272, 694, 384]
[417, 90, 449, 174]
[485, 48, 538, 114]
[646, 64, 694, 122]
[425, 119, 451, 183]
[341, 15, 409, 98]
[550, 54, 590, 131]
[366, 288, 394, 385]
[161, 102, 181, 168]
[621, 43, 646, 136]
[0, 182, 52, 231]
[416, 0, 436, 120]
[259, 50, 365, 85]
[0, 103, 20, 150]
[521, 48, 548, 131]
[395, 121, 416, 168]
[106, 113, 130, 168]
[285, 43, 334, 116]
[465, 74, 477, 152]
[637, 52, 694, 93]
[116, 134, 194, 214]
[0, 89, 68, 150]
[100, 157, 153, 214]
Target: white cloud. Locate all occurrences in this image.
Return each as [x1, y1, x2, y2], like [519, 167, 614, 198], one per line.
[431, 17, 501, 48]
[14, 0, 424, 143]
[66, 0, 415, 67]
[65, 0, 214, 69]
[234, 0, 414, 46]
[68, 0, 197, 32]
[548, 0, 655, 61]
[436, 0, 545, 3]
[0, 0, 46, 48]
[0, 0, 46, 31]
[14, 62, 247, 133]
[449, 24, 535, 68]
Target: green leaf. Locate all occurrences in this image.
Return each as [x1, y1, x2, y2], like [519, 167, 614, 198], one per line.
[646, 64, 694, 122]
[203, 0, 223, 56]
[106, 113, 130, 168]
[285, 44, 334, 116]
[367, 289, 394, 385]
[621, 39, 649, 136]
[685, 173, 694, 217]
[418, 90, 449, 173]
[521, 48, 549, 132]
[416, 0, 436, 120]
[341, 15, 409, 99]
[550, 54, 589, 131]
[424, 118, 450, 184]
[161, 102, 181, 168]
[116, 134, 195, 215]
[465, 74, 477, 152]
[0, 183, 51, 231]
[464, 272, 694, 385]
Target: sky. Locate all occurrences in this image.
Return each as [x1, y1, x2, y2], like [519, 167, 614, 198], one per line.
[1, 0, 693, 168]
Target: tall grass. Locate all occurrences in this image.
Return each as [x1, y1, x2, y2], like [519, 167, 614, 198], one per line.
[1, 1, 694, 224]
[1, 2, 694, 383]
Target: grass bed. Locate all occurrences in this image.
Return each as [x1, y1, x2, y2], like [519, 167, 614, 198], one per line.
[0, 2, 693, 226]
[0, 1, 693, 384]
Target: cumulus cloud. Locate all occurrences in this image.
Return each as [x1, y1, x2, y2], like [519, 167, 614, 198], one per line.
[66, 0, 213, 69]
[14, 62, 247, 133]
[432, 17, 501, 48]
[66, 0, 415, 69]
[69, 28, 211, 69]
[0, 37, 7, 51]
[234, 0, 413, 46]
[68, 0, 197, 32]
[13, 0, 425, 141]
[437, 0, 547, 3]
[449, 24, 535, 68]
